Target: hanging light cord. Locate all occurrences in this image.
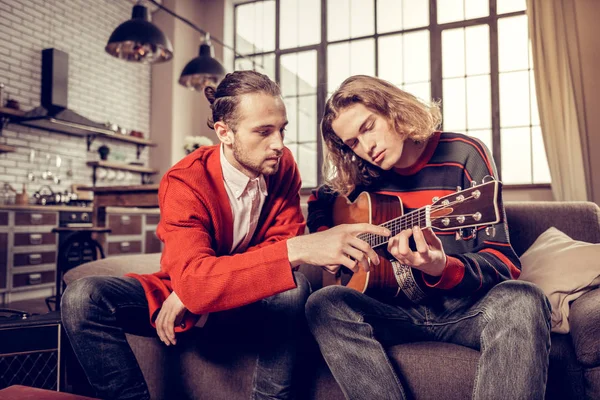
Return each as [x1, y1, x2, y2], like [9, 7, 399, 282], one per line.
[146, 0, 261, 69]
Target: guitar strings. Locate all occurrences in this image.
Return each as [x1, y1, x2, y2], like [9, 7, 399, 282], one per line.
[357, 193, 480, 247]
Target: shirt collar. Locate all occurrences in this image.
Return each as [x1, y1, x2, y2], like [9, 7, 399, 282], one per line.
[220, 144, 268, 199]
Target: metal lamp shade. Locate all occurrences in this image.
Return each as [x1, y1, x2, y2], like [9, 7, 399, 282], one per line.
[105, 5, 173, 64]
[179, 43, 227, 91]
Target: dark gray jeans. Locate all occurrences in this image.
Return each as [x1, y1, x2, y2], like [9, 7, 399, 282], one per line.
[306, 280, 552, 400]
[61, 272, 311, 400]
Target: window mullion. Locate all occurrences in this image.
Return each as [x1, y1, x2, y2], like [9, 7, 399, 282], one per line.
[317, 0, 328, 186]
[430, 0, 442, 104]
[489, 0, 502, 179]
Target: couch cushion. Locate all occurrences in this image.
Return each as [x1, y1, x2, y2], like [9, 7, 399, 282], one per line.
[518, 227, 600, 333]
[569, 288, 600, 367]
[63, 253, 161, 285]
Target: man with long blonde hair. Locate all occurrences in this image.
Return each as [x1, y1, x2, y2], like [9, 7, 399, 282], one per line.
[306, 75, 551, 400]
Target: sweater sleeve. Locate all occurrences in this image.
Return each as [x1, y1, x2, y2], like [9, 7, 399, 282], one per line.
[422, 137, 521, 296]
[156, 166, 301, 315]
[307, 185, 339, 233]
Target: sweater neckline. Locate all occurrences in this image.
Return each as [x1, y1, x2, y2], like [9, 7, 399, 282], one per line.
[393, 131, 441, 176]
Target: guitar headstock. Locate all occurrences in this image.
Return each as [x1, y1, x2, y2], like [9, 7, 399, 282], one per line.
[430, 180, 502, 231]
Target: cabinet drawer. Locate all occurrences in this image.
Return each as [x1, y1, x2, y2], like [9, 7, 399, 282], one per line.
[13, 271, 55, 288]
[145, 231, 162, 254]
[108, 241, 142, 255]
[108, 215, 142, 235]
[13, 251, 56, 267]
[14, 212, 57, 226]
[0, 212, 7, 226]
[14, 233, 56, 246]
[146, 214, 160, 225]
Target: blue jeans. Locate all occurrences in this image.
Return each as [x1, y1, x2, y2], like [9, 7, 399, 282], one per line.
[305, 280, 551, 400]
[61, 272, 311, 400]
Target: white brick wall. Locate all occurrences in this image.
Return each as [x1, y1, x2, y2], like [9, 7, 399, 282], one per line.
[0, 0, 153, 194]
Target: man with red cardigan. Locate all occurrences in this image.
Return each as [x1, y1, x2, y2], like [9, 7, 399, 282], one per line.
[61, 71, 389, 400]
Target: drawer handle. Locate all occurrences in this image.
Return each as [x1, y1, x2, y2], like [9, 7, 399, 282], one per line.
[29, 234, 43, 245]
[28, 273, 42, 285]
[30, 214, 43, 224]
[120, 215, 131, 225]
[29, 254, 42, 265]
[120, 242, 130, 252]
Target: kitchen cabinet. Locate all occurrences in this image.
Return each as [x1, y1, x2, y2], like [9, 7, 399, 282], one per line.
[0, 205, 161, 305]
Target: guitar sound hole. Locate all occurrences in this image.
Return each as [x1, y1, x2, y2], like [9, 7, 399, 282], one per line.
[339, 267, 353, 285]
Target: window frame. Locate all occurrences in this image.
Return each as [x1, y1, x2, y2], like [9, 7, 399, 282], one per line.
[234, 0, 542, 189]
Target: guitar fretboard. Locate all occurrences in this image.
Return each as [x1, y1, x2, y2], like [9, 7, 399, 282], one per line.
[358, 206, 431, 248]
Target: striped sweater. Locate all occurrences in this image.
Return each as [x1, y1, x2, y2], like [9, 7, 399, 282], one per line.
[307, 131, 521, 299]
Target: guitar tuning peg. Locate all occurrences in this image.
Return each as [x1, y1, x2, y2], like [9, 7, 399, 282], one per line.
[471, 227, 478, 239]
[455, 230, 463, 241]
[471, 181, 477, 187]
[485, 225, 496, 237]
[456, 186, 462, 192]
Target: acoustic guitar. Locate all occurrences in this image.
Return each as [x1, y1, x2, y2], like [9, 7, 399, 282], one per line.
[326, 180, 503, 300]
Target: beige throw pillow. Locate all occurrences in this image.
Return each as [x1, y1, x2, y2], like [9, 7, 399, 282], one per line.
[518, 227, 600, 334]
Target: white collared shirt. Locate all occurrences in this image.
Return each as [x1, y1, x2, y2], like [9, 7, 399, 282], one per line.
[220, 145, 268, 254]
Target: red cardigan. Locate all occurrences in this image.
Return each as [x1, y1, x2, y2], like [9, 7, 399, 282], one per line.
[127, 145, 305, 331]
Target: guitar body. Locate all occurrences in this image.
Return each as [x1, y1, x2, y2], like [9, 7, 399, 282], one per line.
[325, 180, 502, 300]
[331, 192, 404, 299]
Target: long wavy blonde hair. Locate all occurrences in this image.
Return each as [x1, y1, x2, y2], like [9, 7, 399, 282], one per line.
[322, 75, 442, 196]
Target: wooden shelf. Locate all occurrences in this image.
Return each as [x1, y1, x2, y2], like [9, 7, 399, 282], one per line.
[0, 144, 16, 153]
[0, 106, 26, 118]
[86, 161, 158, 174]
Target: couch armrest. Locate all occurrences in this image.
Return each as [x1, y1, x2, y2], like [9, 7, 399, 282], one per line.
[63, 253, 162, 285]
[569, 287, 600, 367]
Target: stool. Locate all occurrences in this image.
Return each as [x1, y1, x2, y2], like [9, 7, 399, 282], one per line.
[48, 227, 111, 311]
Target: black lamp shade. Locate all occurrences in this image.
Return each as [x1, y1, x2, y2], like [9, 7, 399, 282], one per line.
[179, 43, 227, 91]
[106, 5, 173, 64]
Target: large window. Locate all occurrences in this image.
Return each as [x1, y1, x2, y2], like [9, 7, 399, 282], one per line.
[234, 0, 549, 188]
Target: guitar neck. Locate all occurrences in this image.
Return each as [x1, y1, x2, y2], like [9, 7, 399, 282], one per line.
[358, 206, 431, 249]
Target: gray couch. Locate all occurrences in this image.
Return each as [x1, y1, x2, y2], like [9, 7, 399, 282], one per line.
[63, 201, 600, 400]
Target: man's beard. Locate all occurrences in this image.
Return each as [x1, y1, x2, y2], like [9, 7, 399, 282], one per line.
[232, 140, 280, 176]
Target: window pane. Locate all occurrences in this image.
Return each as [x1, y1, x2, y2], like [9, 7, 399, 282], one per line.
[236, 4, 255, 55]
[532, 126, 551, 183]
[437, 0, 464, 24]
[299, 95, 318, 143]
[530, 70, 540, 126]
[498, 15, 529, 72]
[466, 75, 491, 130]
[497, 0, 526, 14]
[403, 82, 431, 103]
[403, 0, 429, 30]
[404, 30, 430, 83]
[442, 78, 466, 131]
[351, 0, 375, 38]
[299, 142, 318, 188]
[283, 98, 298, 143]
[500, 71, 530, 127]
[235, 54, 276, 81]
[327, 42, 351, 92]
[501, 127, 532, 184]
[465, 0, 489, 20]
[465, 25, 489, 75]
[350, 39, 376, 75]
[328, 0, 350, 41]
[467, 130, 492, 153]
[378, 35, 403, 84]
[235, 1, 275, 54]
[442, 28, 465, 78]
[281, 51, 318, 96]
[280, 0, 320, 49]
[377, 0, 403, 33]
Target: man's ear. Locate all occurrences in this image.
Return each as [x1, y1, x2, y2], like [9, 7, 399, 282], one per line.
[214, 121, 233, 145]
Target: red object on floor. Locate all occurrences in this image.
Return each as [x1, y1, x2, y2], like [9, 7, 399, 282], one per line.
[0, 385, 98, 400]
